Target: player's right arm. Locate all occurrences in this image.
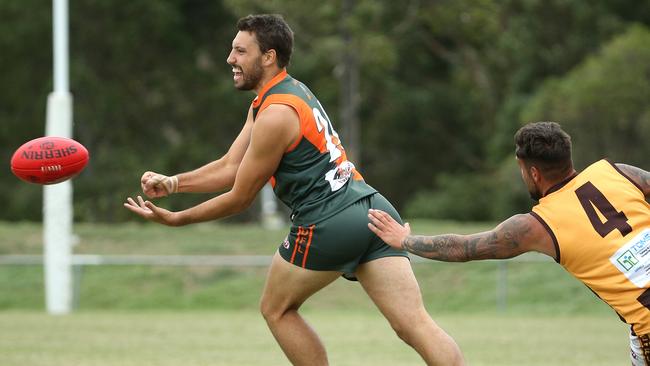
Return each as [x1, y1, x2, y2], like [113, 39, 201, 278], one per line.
[617, 163, 650, 199]
[142, 107, 255, 198]
[368, 209, 557, 261]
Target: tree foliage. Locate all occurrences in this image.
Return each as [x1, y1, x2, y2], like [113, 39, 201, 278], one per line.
[0, 0, 648, 222]
[522, 25, 650, 170]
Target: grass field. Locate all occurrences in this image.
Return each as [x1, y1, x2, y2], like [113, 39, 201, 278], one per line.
[0, 221, 633, 365]
[0, 311, 628, 366]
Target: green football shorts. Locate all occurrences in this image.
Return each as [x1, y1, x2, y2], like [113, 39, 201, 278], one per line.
[278, 193, 409, 277]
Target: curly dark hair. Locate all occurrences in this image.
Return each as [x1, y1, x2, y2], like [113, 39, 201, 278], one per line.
[515, 121, 573, 180]
[237, 14, 294, 68]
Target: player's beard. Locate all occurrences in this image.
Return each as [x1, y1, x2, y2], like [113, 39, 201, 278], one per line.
[526, 179, 542, 201]
[522, 169, 542, 201]
[528, 188, 542, 201]
[235, 58, 264, 91]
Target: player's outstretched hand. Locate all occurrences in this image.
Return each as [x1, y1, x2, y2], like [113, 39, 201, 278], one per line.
[367, 209, 411, 249]
[124, 196, 180, 226]
[141, 171, 178, 198]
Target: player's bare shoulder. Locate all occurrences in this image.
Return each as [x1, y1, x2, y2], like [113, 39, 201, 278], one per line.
[616, 163, 650, 197]
[259, 103, 299, 122]
[252, 104, 301, 151]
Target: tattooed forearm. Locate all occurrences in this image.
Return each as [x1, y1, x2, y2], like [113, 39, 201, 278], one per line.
[403, 234, 473, 262]
[402, 215, 532, 262]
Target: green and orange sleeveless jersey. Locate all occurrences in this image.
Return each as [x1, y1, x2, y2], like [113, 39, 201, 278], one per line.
[251, 69, 376, 225]
[531, 159, 650, 335]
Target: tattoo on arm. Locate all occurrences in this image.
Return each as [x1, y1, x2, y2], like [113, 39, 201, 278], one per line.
[402, 215, 533, 261]
[618, 164, 650, 198]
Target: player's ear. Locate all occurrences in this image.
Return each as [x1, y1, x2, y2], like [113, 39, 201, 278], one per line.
[530, 165, 542, 183]
[263, 49, 276, 67]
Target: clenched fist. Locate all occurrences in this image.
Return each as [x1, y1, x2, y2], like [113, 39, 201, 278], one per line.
[141, 171, 178, 198]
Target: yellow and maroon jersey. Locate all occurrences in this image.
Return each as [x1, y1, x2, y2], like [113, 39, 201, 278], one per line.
[531, 159, 650, 335]
[251, 70, 376, 225]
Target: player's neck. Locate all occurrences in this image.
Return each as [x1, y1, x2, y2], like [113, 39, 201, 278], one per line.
[541, 169, 578, 197]
[253, 67, 285, 95]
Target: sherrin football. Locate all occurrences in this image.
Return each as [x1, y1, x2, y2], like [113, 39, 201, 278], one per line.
[11, 136, 89, 185]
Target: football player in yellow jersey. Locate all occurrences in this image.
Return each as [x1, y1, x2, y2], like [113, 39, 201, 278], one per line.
[368, 121, 650, 365]
[124, 13, 464, 366]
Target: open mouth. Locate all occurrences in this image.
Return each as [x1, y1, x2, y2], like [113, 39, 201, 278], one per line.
[232, 67, 243, 81]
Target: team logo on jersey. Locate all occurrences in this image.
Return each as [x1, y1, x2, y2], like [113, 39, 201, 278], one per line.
[325, 161, 354, 191]
[282, 237, 290, 249]
[617, 250, 639, 271]
[610, 229, 650, 287]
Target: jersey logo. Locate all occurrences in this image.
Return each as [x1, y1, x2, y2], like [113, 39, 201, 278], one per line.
[610, 229, 650, 288]
[325, 161, 355, 191]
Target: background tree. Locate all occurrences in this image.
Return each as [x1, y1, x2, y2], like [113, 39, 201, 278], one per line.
[1, 0, 648, 222]
[522, 25, 650, 170]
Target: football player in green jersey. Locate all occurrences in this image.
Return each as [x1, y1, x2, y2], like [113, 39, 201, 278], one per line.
[125, 14, 464, 366]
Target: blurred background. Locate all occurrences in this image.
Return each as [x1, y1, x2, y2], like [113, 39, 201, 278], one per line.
[2, 0, 649, 223]
[2, 1, 650, 364]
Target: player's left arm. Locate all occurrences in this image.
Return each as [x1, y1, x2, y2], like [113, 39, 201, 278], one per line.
[368, 209, 556, 261]
[616, 163, 650, 199]
[125, 104, 299, 226]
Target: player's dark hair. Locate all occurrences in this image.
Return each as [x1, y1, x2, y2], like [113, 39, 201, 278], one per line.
[515, 121, 573, 181]
[237, 14, 294, 68]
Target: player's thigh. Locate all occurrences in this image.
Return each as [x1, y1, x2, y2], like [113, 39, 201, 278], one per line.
[355, 256, 429, 325]
[260, 251, 342, 313]
[358, 193, 409, 265]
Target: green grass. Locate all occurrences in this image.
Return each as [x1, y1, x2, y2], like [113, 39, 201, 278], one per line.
[0, 221, 631, 364]
[0, 310, 629, 366]
[0, 261, 615, 315]
[0, 220, 491, 255]
[0, 221, 615, 314]
[0, 221, 289, 255]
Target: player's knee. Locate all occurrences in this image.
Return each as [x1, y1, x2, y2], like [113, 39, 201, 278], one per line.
[393, 318, 465, 364]
[259, 297, 294, 324]
[259, 297, 276, 322]
[388, 318, 417, 345]
[388, 312, 434, 345]
[396, 326, 418, 346]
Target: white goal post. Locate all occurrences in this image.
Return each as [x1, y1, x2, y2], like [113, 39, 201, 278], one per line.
[44, 0, 73, 315]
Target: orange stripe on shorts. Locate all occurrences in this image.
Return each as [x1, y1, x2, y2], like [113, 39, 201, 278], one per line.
[290, 226, 309, 264]
[301, 225, 315, 268]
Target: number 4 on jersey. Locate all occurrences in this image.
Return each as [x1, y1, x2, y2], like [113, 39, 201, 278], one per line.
[575, 181, 632, 237]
